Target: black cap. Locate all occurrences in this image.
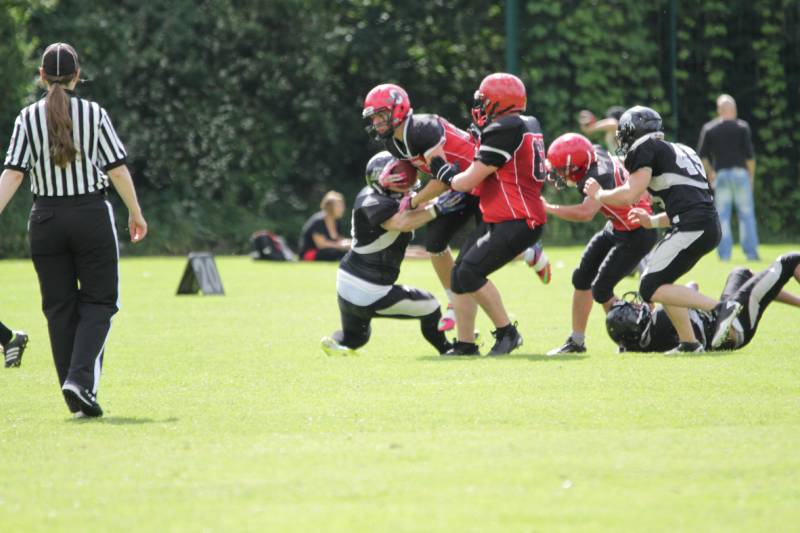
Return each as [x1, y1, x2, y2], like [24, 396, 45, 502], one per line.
[42, 43, 80, 78]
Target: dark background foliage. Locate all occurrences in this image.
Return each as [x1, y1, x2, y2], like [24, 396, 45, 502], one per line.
[1, 0, 797, 256]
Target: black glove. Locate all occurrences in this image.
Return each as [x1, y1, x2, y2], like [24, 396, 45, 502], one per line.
[434, 190, 468, 216]
[429, 156, 460, 186]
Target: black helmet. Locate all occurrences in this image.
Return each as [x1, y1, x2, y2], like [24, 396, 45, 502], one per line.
[605, 293, 649, 349]
[365, 151, 419, 198]
[615, 106, 663, 155]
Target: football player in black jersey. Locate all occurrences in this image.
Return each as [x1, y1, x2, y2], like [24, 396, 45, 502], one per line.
[320, 152, 465, 356]
[543, 133, 658, 354]
[362, 84, 551, 334]
[606, 253, 800, 352]
[584, 106, 729, 354]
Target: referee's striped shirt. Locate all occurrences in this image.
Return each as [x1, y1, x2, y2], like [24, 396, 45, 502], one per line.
[3, 91, 127, 196]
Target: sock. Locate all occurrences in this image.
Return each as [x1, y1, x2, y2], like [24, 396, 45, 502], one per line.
[495, 323, 514, 336]
[570, 332, 585, 345]
[445, 289, 454, 304]
[0, 321, 12, 346]
[421, 311, 451, 354]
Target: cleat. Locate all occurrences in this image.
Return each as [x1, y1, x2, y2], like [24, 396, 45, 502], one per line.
[437, 303, 456, 332]
[547, 336, 586, 356]
[523, 243, 551, 284]
[488, 322, 523, 356]
[664, 342, 705, 354]
[61, 380, 103, 418]
[711, 301, 743, 349]
[3, 331, 28, 368]
[320, 336, 358, 357]
[443, 341, 480, 356]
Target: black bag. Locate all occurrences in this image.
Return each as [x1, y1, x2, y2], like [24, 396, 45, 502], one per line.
[250, 231, 297, 261]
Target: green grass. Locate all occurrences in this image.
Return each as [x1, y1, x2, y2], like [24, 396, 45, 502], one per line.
[1, 244, 799, 532]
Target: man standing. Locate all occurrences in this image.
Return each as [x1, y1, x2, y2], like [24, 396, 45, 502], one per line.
[697, 94, 759, 261]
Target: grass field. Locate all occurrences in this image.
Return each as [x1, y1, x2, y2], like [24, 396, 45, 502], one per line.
[1, 244, 799, 532]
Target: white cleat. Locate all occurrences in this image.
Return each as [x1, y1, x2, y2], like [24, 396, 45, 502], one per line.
[711, 301, 743, 349]
[320, 336, 358, 357]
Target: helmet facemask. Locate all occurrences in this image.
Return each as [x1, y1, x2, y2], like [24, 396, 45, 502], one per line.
[605, 292, 649, 349]
[363, 108, 395, 141]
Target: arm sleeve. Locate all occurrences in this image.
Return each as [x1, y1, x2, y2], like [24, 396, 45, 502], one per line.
[3, 113, 31, 171]
[696, 124, 709, 159]
[742, 122, 755, 159]
[97, 108, 128, 171]
[362, 195, 400, 227]
[475, 122, 522, 167]
[309, 218, 329, 239]
[624, 140, 657, 173]
[407, 116, 445, 158]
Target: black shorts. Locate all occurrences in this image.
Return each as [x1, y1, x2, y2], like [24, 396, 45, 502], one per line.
[451, 219, 543, 294]
[639, 217, 721, 302]
[425, 193, 481, 254]
[573, 223, 658, 303]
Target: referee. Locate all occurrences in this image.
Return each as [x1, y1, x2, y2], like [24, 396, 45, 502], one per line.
[0, 42, 148, 418]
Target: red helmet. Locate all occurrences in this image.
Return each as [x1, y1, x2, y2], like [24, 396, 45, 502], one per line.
[471, 73, 526, 128]
[362, 84, 412, 140]
[546, 133, 596, 188]
[365, 151, 419, 196]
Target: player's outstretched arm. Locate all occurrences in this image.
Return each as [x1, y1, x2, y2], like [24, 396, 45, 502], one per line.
[409, 179, 448, 210]
[775, 290, 800, 308]
[381, 205, 438, 233]
[585, 167, 651, 207]
[544, 196, 602, 222]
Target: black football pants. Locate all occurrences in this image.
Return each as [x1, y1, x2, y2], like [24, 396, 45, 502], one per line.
[28, 192, 119, 410]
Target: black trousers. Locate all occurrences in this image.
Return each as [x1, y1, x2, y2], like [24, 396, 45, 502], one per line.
[451, 219, 543, 294]
[28, 192, 119, 409]
[425, 194, 481, 254]
[572, 223, 658, 303]
[335, 285, 449, 354]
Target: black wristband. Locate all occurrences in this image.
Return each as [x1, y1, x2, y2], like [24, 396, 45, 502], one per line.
[430, 156, 458, 185]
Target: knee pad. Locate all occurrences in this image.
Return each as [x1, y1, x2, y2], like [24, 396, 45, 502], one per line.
[336, 325, 371, 349]
[452, 261, 487, 294]
[638, 275, 660, 303]
[591, 284, 615, 304]
[780, 252, 800, 272]
[572, 267, 593, 291]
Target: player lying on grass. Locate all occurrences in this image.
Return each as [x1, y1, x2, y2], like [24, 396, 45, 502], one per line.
[543, 133, 657, 355]
[606, 252, 800, 352]
[321, 151, 463, 356]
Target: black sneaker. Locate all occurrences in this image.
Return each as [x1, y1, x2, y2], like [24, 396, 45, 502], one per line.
[488, 323, 523, 356]
[547, 336, 586, 356]
[443, 341, 480, 356]
[664, 342, 705, 354]
[711, 300, 743, 349]
[3, 331, 28, 368]
[62, 380, 103, 418]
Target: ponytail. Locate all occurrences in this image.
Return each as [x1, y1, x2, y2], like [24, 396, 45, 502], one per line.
[46, 82, 77, 167]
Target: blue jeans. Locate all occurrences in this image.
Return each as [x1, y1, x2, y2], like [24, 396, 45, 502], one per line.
[714, 167, 759, 260]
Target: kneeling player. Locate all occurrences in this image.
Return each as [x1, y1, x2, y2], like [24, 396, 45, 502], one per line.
[606, 253, 800, 352]
[321, 152, 462, 356]
[544, 133, 657, 354]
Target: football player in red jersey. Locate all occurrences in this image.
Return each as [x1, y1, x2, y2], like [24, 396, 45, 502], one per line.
[543, 133, 657, 354]
[362, 83, 551, 335]
[429, 73, 547, 355]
